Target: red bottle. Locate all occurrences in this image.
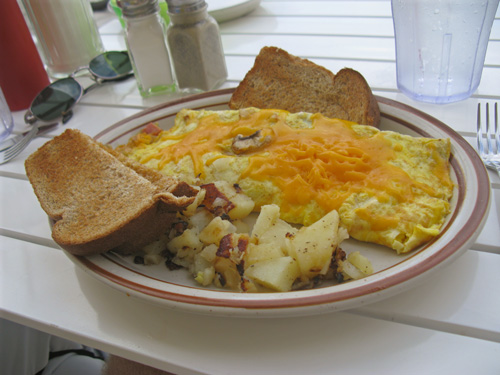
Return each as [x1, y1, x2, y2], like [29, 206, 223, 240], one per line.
[0, 0, 49, 111]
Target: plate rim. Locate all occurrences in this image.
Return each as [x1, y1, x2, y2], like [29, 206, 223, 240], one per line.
[74, 90, 490, 316]
[208, 0, 262, 23]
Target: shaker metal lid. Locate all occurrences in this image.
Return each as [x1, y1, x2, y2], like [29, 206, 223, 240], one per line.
[165, 0, 206, 13]
[117, 0, 160, 17]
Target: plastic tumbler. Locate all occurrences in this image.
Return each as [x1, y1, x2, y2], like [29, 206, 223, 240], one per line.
[391, 0, 499, 104]
[0, 88, 14, 142]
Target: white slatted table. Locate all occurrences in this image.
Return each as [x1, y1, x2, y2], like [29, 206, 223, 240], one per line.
[1, 1, 499, 374]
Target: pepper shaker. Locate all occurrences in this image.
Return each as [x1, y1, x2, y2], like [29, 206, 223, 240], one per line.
[165, 0, 227, 92]
[118, 0, 177, 97]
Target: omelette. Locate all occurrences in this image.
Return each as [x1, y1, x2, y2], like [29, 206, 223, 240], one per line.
[117, 107, 454, 254]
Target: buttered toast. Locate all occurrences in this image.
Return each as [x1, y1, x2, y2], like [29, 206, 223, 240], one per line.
[229, 46, 380, 126]
[25, 129, 197, 256]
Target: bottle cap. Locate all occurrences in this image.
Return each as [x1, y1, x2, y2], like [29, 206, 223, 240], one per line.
[165, 0, 206, 13]
[118, 0, 160, 17]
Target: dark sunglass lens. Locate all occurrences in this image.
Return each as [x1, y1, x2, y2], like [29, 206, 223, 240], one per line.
[89, 51, 132, 79]
[31, 78, 82, 122]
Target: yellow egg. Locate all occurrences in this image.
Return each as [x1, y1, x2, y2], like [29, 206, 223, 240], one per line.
[117, 108, 454, 254]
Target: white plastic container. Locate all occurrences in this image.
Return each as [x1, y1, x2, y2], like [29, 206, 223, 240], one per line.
[21, 0, 104, 79]
[392, 0, 499, 104]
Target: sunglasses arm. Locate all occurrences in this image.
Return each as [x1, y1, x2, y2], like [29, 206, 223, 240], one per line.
[84, 71, 134, 95]
[83, 81, 101, 95]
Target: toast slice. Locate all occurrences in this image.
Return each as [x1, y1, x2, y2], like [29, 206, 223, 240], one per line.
[229, 46, 380, 126]
[25, 129, 198, 256]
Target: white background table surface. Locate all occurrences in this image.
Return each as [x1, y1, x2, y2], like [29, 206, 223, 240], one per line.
[1, 1, 499, 374]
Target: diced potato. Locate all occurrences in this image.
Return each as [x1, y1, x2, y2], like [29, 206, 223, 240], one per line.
[227, 192, 255, 220]
[258, 218, 297, 255]
[143, 253, 164, 265]
[177, 245, 195, 259]
[198, 244, 218, 263]
[167, 228, 203, 255]
[289, 210, 344, 279]
[244, 242, 285, 267]
[233, 219, 250, 234]
[142, 234, 169, 256]
[199, 216, 236, 245]
[341, 260, 365, 280]
[258, 218, 296, 243]
[245, 256, 300, 292]
[218, 232, 250, 264]
[195, 267, 216, 286]
[251, 204, 280, 240]
[192, 251, 216, 286]
[214, 257, 242, 290]
[210, 180, 255, 220]
[171, 256, 191, 269]
[212, 180, 237, 198]
[187, 209, 213, 232]
[240, 277, 259, 293]
[141, 235, 169, 264]
[347, 251, 373, 276]
[191, 251, 213, 274]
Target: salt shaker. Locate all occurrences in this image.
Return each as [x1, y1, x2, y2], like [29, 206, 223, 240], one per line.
[20, 0, 105, 79]
[165, 0, 227, 92]
[118, 0, 177, 97]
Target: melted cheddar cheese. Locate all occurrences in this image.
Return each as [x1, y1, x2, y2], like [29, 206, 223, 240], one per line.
[118, 108, 454, 253]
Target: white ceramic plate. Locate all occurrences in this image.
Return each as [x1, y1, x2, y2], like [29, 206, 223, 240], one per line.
[207, 0, 261, 23]
[65, 89, 490, 317]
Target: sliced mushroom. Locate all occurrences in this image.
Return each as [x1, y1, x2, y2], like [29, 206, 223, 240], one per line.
[231, 129, 273, 154]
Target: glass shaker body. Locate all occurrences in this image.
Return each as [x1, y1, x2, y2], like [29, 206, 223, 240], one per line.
[0, 88, 14, 142]
[167, 3, 227, 91]
[20, 0, 104, 79]
[123, 11, 177, 97]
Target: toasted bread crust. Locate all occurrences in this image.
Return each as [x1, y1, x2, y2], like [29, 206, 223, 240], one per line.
[228, 46, 380, 126]
[25, 129, 197, 256]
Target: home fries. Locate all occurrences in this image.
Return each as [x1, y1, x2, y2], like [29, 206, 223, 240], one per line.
[137, 181, 368, 293]
[117, 107, 454, 255]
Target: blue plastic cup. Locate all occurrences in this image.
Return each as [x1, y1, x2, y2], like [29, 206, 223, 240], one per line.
[392, 0, 499, 104]
[0, 88, 14, 142]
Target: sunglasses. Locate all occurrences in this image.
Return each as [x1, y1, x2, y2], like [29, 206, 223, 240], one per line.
[24, 51, 133, 125]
